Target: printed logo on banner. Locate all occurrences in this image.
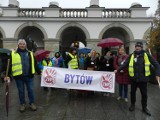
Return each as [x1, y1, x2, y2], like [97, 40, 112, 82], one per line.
[43, 68, 56, 85]
[100, 73, 113, 90]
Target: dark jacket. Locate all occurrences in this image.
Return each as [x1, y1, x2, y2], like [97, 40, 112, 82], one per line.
[99, 56, 114, 71]
[117, 50, 160, 82]
[85, 56, 99, 70]
[9, 48, 41, 79]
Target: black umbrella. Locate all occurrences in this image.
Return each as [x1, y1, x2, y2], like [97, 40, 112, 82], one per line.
[0, 48, 11, 54]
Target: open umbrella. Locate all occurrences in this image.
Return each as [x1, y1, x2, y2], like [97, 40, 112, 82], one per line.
[78, 47, 91, 55]
[0, 48, 11, 54]
[34, 49, 50, 61]
[97, 38, 124, 47]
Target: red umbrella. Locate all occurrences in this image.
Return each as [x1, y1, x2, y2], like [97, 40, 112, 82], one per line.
[5, 82, 9, 117]
[5, 59, 10, 117]
[97, 38, 124, 47]
[34, 49, 50, 61]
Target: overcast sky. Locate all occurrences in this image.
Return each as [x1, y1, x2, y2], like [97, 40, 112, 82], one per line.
[0, 0, 158, 16]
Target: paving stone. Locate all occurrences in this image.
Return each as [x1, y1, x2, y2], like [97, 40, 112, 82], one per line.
[0, 75, 160, 120]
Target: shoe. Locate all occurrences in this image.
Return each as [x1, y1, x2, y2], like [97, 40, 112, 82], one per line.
[30, 103, 37, 111]
[19, 104, 26, 112]
[124, 98, 128, 102]
[117, 96, 122, 100]
[129, 104, 135, 111]
[142, 108, 151, 116]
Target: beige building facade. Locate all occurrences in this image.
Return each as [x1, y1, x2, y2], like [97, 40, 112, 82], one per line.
[0, 0, 153, 56]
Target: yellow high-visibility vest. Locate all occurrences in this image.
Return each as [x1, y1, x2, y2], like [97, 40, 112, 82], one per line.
[42, 60, 53, 67]
[129, 53, 151, 77]
[11, 51, 35, 76]
[68, 53, 78, 69]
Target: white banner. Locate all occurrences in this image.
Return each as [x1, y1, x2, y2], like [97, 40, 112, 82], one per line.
[41, 66, 115, 93]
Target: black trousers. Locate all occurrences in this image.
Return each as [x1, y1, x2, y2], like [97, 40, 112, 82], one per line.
[130, 81, 147, 108]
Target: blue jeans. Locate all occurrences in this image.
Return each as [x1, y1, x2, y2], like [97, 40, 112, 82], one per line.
[15, 77, 34, 105]
[119, 84, 128, 98]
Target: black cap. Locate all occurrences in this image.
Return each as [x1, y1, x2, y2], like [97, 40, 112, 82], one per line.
[135, 42, 143, 48]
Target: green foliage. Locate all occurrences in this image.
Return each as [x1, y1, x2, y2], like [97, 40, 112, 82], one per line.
[148, 18, 160, 51]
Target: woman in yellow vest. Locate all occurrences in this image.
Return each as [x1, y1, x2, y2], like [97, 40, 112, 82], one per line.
[114, 42, 160, 116]
[40, 53, 54, 91]
[4, 39, 41, 112]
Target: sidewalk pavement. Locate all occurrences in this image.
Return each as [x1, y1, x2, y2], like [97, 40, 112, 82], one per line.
[0, 75, 160, 120]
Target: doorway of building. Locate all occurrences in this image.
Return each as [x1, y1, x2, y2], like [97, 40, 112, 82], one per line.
[60, 26, 86, 58]
[102, 27, 130, 55]
[0, 32, 3, 48]
[18, 26, 44, 52]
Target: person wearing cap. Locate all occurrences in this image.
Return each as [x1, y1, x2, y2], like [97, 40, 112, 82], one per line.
[114, 42, 160, 116]
[4, 39, 41, 112]
[65, 47, 79, 69]
[65, 47, 79, 95]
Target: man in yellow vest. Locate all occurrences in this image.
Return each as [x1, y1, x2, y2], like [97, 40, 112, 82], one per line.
[114, 42, 160, 116]
[65, 47, 79, 95]
[4, 39, 41, 112]
[65, 47, 79, 69]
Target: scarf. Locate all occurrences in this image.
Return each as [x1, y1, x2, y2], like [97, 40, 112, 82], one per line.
[117, 54, 126, 66]
[104, 55, 112, 60]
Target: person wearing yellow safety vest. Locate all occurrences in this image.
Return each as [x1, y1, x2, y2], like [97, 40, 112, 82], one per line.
[39, 53, 54, 91]
[114, 42, 160, 116]
[65, 47, 79, 96]
[4, 39, 41, 112]
[65, 47, 79, 69]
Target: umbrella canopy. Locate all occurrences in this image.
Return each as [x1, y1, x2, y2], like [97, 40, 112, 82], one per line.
[0, 48, 11, 54]
[78, 47, 91, 55]
[34, 49, 50, 61]
[97, 38, 124, 47]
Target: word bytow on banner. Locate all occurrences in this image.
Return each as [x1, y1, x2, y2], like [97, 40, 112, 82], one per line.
[41, 66, 115, 93]
[64, 74, 93, 85]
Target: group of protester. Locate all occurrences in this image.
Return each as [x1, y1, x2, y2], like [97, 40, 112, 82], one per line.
[3, 39, 160, 116]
